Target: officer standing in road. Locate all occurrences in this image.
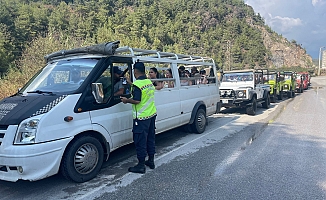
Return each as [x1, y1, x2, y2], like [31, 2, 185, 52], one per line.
[120, 61, 157, 174]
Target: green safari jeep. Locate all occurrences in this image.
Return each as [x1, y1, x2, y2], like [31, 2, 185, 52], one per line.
[280, 71, 296, 98]
[263, 70, 284, 102]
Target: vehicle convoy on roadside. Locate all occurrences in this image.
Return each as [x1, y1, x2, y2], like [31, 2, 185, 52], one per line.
[219, 69, 271, 115]
[262, 70, 283, 102]
[280, 71, 296, 98]
[0, 41, 221, 183]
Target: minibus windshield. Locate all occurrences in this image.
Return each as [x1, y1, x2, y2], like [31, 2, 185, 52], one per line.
[20, 58, 99, 94]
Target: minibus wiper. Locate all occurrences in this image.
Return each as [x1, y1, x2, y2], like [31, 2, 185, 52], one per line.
[27, 90, 54, 95]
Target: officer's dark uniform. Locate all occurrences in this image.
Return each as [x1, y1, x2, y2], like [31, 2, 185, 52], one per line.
[128, 62, 157, 174]
[131, 76, 156, 162]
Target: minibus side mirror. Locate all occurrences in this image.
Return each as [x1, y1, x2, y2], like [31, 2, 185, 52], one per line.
[92, 83, 104, 104]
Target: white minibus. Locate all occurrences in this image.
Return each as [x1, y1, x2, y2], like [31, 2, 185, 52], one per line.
[0, 41, 220, 182]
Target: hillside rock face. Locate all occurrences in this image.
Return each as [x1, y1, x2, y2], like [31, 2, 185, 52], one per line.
[261, 27, 313, 68]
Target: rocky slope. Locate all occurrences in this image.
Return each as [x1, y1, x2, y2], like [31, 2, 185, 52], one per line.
[260, 25, 313, 68]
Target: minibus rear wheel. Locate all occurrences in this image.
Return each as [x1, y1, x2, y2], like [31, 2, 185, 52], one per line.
[61, 135, 104, 183]
[191, 108, 206, 134]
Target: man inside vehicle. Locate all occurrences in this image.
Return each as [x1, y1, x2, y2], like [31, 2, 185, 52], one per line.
[113, 66, 125, 96]
[71, 68, 84, 84]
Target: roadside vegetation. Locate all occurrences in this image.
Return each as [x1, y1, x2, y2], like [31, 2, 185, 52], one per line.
[0, 0, 312, 99]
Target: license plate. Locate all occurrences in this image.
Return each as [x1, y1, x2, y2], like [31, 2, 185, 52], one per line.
[222, 99, 229, 104]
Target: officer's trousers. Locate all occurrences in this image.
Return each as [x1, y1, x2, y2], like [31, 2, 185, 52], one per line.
[132, 116, 156, 161]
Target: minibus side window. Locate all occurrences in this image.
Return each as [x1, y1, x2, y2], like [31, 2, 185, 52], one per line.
[161, 64, 175, 88]
[95, 67, 112, 103]
[144, 63, 169, 90]
[94, 63, 131, 103]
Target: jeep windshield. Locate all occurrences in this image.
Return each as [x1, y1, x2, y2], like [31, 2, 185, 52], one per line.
[284, 75, 291, 80]
[20, 58, 99, 94]
[222, 72, 253, 82]
[296, 75, 302, 80]
[266, 74, 276, 80]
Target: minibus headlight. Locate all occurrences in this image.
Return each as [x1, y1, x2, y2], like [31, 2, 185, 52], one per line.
[15, 119, 39, 144]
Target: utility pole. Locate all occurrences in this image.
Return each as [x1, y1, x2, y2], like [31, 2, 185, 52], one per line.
[318, 46, 325, 76]
[226, 40, 231, 71]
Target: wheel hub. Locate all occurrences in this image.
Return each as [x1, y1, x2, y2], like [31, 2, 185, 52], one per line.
[197, 113, 206, 129]
[74, 143, 99, 174]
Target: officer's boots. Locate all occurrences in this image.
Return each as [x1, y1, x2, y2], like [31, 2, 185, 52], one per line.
[128, 159, 146, 174]
[145, 155, 155, 169]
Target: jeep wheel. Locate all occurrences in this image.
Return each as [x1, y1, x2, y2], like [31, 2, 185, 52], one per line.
[270, 96, 276, 103]
[262, 93, 270, 109]
[191, 108, 207, 134]
[278, 91, 283, 100]
[60, 136, 104, 183]
[246, 97, 257, 116]
[270, 89, 276, 103]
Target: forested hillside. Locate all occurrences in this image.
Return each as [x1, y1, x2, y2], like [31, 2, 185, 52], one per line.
[0, 0, 312, 99]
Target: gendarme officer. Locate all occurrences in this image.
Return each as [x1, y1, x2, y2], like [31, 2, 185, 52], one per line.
[120, 61, 157, 174]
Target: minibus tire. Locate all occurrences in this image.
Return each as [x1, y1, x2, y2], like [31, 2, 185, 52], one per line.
[61, 136, 104, 183]
[191, 108, 206, 134]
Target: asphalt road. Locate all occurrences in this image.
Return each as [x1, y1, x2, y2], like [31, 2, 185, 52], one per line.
[0, 76, 325, 200]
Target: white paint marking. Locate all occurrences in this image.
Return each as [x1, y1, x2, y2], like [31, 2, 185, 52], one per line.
[214, 150, 242, 176]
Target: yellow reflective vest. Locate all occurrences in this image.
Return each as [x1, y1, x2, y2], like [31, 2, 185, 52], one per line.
[132, 79, 157, 120]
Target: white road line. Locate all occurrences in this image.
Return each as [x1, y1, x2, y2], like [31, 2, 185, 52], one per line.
[214, 149, 242, 176]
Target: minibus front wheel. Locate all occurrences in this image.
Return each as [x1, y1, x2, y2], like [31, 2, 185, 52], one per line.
[60, 135, 104, 183]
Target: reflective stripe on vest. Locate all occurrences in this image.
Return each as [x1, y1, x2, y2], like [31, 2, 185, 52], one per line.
[132, 79, 157, 120]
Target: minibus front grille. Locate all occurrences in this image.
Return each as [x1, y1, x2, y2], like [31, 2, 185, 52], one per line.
[0, 166, 18, 172]
[0, 125, 8, 130]
[0, 166, 7, 172]
[0, 125, 8, 146]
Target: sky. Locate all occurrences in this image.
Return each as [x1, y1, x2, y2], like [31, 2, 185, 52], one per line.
[244, 0, 326, 59]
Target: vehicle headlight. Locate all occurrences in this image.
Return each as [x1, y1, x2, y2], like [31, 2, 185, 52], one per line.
[237, 90, 246, 97]
[15, 119, 39, 144]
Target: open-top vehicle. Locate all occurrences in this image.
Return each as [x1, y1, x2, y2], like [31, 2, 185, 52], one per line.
[219, 69, 270, 115]
[280, 71, 296, 98]
[296, 73, 304, 93]
[262, 70, 283, 102]
[299, 72, 309, 90]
